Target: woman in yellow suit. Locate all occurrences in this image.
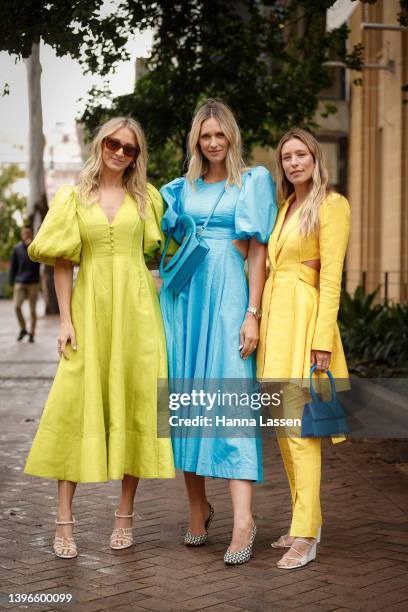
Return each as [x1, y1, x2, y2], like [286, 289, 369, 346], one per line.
[25, 117, 174, 559]
[257, 128, 350, 570]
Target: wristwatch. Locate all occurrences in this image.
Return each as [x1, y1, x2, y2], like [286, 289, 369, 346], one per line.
[246, 306, 262, 320]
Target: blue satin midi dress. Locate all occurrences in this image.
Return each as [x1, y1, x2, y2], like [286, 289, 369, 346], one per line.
[159, 166, 277, 482]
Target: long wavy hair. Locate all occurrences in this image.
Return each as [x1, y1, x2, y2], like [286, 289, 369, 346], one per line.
[276, 128, 328, 237]
[186, 99, 246, 187]
[77, 117, 148, 216]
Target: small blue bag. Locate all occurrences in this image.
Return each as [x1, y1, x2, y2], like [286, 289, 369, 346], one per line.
[160, 188, 225, 293]
[301, 365, 349, 438]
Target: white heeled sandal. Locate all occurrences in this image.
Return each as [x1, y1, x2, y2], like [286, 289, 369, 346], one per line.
[277, 536, 318, 570]
[110, 510, 134, 550]
[54, 517, 77, 559]
[272, 526, 321, 549]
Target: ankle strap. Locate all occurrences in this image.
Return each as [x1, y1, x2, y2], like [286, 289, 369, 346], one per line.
[55, 517, 75, 525]
[293, 538, 314, 546]
[115, 510, 134, 519]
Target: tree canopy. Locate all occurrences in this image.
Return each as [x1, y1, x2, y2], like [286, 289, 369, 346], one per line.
[81, 0, 360, 183]
[0, 0, 129, 74]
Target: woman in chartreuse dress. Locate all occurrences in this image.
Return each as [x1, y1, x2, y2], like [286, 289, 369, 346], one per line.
[25, 117, 174, 559]
[257, 128, 350, 570]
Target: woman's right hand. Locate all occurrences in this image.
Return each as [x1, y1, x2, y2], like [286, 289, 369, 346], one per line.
[57, 320, 77, 359]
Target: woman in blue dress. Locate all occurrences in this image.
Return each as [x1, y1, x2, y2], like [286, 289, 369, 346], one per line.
[160, 99, 277, 564]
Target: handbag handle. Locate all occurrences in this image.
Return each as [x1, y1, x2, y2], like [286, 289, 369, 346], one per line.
[164, 185, 225, 243]
[309, 364, 337, 407]
[160, 215, 196, 276]
[161, 227, 177, 271]
[161, 186, 226, 264]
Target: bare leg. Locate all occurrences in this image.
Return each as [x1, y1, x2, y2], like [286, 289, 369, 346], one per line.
[114, 474, 139, 529]
[56, 480, 77, 539]
[184, 471, 210, 535]
[228, 479, 253, 552]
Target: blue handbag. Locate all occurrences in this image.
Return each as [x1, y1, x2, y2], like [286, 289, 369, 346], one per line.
[301, 365, 349, 438]
[159, 187, 225, 293]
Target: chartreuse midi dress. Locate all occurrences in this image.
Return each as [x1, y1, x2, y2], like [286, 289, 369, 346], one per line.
[24, 184, 175, 483]
[159, 166, 277, 482]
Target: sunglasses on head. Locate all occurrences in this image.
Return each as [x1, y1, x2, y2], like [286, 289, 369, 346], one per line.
[104, 136, 139, 159]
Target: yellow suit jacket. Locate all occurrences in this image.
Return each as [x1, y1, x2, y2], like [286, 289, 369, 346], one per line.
[257, 191, 351, 382]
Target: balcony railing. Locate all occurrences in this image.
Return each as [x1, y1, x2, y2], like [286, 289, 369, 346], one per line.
[342, 270, 408, 302]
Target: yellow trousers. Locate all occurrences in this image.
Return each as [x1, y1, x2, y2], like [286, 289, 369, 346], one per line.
[277, 383, 322, 538]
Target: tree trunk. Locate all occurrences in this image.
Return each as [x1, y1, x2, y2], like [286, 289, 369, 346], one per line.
[24, 42, 58, 314]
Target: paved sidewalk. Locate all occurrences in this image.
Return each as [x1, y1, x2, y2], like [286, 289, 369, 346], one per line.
[1, 299, 408, 612]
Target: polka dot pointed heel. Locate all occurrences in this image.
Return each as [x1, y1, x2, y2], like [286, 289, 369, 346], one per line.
[224, 523, 257, 566]
[184, 503, 214, 546]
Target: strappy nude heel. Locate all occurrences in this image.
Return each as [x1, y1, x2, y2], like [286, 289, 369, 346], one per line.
[54, 517, 77, 559]
[110, 510, 134, 550]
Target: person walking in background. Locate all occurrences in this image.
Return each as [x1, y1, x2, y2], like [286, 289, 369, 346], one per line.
[160, 99, 277, 565]
[257, 128, 350, 570]
[9, 226, 40, 343]
[24, 117, 175, 559]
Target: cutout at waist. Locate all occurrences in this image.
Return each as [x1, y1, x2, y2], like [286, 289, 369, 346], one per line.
[269, 264, 319, 288]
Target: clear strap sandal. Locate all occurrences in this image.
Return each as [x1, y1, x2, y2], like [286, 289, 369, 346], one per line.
[272, 526, 321, 549]
[54, 517, 77, 559]
[110, 510, 135, 550]
[277, 537, 317, 570]
[271, 533, 293, 549]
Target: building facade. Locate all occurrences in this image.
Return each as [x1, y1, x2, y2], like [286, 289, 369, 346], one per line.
[346, 0, 408, 301]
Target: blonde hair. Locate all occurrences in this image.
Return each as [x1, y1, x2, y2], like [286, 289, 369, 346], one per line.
[77, 117, 148, 216]
[276, 128, 328, 237]
[186, 99, 245, 187]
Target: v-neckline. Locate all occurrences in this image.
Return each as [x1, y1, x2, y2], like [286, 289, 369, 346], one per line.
[276, 195, 300, 244]
[96, 193, 127, 226]
[268, 195, 300, 269]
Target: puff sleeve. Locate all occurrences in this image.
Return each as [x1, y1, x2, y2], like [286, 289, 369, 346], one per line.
[160, 176, 185, 245]
[235, 166, 277, 244]
[312, 194, 351, 353]
[28, 185, 82, 266]
[143, 183, 167, 262]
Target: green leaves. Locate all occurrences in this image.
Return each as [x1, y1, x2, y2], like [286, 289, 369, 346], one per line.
[0, 165, 27, 262]
[399, 0, 408, 26]
[80, 0, 352, 182]
[339, 286, 408, 377]
[0, 0, 129, 75]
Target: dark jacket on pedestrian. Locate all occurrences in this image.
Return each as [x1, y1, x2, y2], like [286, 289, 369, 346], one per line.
[9, 242, 40, 285]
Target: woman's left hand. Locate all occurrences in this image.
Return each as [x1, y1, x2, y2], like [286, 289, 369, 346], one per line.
[239, 314, 259, 360]
[311, 349, 331, 372]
